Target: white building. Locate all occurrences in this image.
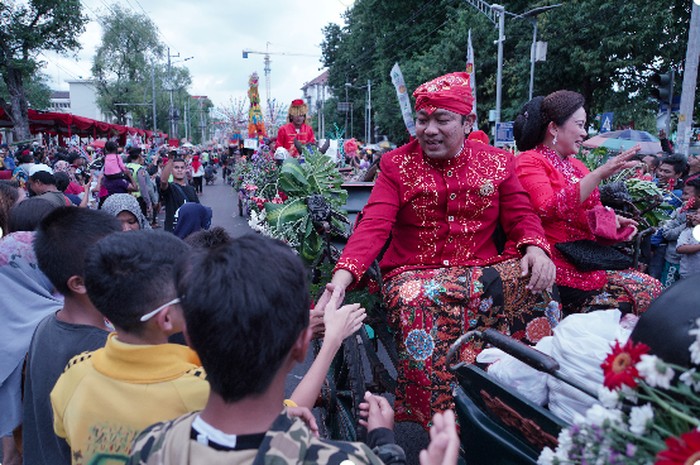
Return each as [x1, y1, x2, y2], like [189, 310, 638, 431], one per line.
[49, 80, 124, 124]
[301, 70, 330, 137]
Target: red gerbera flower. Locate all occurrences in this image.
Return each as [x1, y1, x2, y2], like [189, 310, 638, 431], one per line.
[655, 430, 700, 465]
[601, 339, 650, 390]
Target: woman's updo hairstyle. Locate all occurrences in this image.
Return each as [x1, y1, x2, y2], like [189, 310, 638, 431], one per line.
[513, 90, 585, 151]
[514, 96, 545, 151]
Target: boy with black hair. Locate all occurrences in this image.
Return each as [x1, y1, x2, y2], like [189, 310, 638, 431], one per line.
[50, 230, 210, 465]
[24, 207, 122, 465]
[128, 233, 410, 464]
[160, 157, 199, 232]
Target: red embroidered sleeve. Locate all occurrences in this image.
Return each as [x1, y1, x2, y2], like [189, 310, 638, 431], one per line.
[515, 153, 582, 222]
[334, 156, 400, 283]
[498, 160, 551, 256]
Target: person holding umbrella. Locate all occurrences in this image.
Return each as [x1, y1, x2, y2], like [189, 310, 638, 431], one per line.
[514, 90, 662, 316]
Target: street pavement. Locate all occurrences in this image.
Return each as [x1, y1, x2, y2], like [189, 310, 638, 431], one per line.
[196, 176, 251, 238]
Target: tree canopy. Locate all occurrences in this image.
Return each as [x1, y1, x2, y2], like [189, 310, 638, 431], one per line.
[91, 4, 164, 126]
[321, 0, 694, 144]
[0, 0, 87, 140]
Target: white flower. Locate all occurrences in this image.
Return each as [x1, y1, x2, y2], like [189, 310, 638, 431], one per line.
[636, 354, 675, 389]
[690, 341, 700, 366]
[679, 368, 700, 391]
[628, 404, 654, 435]
[597, 386, 621, 409]
[556, 428, 573, 451]
[538, 447, 556, 465]
[584, 404, 623, 428]
[689, 319, 700, 365]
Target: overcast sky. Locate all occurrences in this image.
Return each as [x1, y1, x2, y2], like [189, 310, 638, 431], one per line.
[42, 0, 352, 110]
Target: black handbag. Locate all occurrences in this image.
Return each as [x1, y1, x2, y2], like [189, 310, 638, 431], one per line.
[555, 240, 632, 272]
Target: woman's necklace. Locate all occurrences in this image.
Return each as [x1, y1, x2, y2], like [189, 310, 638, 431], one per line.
[536, 144, 582, 183]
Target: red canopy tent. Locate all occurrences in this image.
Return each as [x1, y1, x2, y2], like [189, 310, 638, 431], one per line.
[0, 108, 168, 143]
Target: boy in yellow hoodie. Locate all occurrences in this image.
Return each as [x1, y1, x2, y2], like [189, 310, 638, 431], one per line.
[50, 230, 209, 465]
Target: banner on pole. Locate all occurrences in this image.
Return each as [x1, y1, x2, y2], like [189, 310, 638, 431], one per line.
[466, 29, 478, 130]
[390, 63, 416, 137]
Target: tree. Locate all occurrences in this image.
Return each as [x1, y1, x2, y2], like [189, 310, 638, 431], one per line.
[321, 0, 693, 144]
[0, 71, 52, 111]
[92, 4, 164, 126]
[0, 0, 87, 140]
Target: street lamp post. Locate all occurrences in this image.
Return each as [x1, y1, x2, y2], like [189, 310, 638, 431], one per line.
[492, 4, 505, 125]
[345, 81, 373, 142]
[166, 48, 193, 140]
[520, 4, 562, 101]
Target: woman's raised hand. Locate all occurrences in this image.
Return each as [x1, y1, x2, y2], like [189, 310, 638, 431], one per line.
[595, 144, 642, 180]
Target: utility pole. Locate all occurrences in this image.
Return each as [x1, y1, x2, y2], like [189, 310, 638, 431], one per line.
[366, 79, 372, 144]
[167, 47, 179, 140]
[493, 4, 505, 125]
[200, 98, 206, 144]
[184, 97, 189, 141]
[151, 64, 157, 135]
[676, 0, 700, 157]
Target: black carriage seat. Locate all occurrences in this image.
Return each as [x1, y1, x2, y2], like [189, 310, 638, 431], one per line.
[453, 364, 567, 465]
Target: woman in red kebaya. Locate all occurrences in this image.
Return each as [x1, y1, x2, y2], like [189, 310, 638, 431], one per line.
[513, 90, 661, 316]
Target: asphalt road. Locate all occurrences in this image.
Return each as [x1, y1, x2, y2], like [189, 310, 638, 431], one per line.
[193, 176, 429, 464]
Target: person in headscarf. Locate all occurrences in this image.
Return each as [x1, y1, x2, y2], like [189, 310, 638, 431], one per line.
[173, 202, 212, 239]
[0, 200, 62, 464]
[190, 154, 204, 194]
[324, 72, 557, 428]
[101, 193, 151, 231]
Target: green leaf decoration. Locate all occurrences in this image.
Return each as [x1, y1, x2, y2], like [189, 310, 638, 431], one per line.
[264, 198, 308, 230]
[300, 230, 323, 262]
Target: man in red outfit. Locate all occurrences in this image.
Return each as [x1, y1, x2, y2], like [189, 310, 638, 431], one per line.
[324, 72, 557, 429]
[275, 99, 316, 158]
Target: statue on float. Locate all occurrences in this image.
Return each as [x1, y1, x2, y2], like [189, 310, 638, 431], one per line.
[247, 72, 267, 140]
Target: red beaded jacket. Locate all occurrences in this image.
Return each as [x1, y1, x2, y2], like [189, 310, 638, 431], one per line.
[514, 146, 607, 291]
[334, 139, 551, 284]
[275, 123, 316, 157]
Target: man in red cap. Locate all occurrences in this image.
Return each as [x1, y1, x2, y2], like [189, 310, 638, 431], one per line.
[275, 99, 316, 158]
[323, 72, 557, 428]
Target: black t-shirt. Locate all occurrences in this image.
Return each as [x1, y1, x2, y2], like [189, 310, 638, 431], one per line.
[23, 314, 109, 465]
[161, 182, 199, 232]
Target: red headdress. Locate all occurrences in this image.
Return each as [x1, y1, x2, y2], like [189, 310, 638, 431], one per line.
[288, 99, 308, 117]
[467, 130, 490, 145]
[413, 72, 474, 116]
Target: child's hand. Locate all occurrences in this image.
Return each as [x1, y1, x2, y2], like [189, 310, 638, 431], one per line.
[286, 406, 319, 438]
[323, 301, 366, 348]
[358, 392, 394, 432]
[419, 410, 460, 465]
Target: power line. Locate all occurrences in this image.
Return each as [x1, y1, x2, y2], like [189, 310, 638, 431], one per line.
[39, 52, 84, 82]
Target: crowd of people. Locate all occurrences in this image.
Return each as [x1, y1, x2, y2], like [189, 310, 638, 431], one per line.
[0, 119, 459, 463]
[1, 68, 698, 465]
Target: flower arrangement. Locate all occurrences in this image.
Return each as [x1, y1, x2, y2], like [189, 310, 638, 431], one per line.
[246, 146, 348, 264]
[231, 151, 280, 204]
[538, 323, 700, 465]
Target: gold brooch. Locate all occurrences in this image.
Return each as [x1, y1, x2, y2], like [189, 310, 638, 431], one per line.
[479, 181, 495, 197]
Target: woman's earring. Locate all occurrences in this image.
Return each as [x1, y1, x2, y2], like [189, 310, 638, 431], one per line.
[553, 133, 558, 146]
